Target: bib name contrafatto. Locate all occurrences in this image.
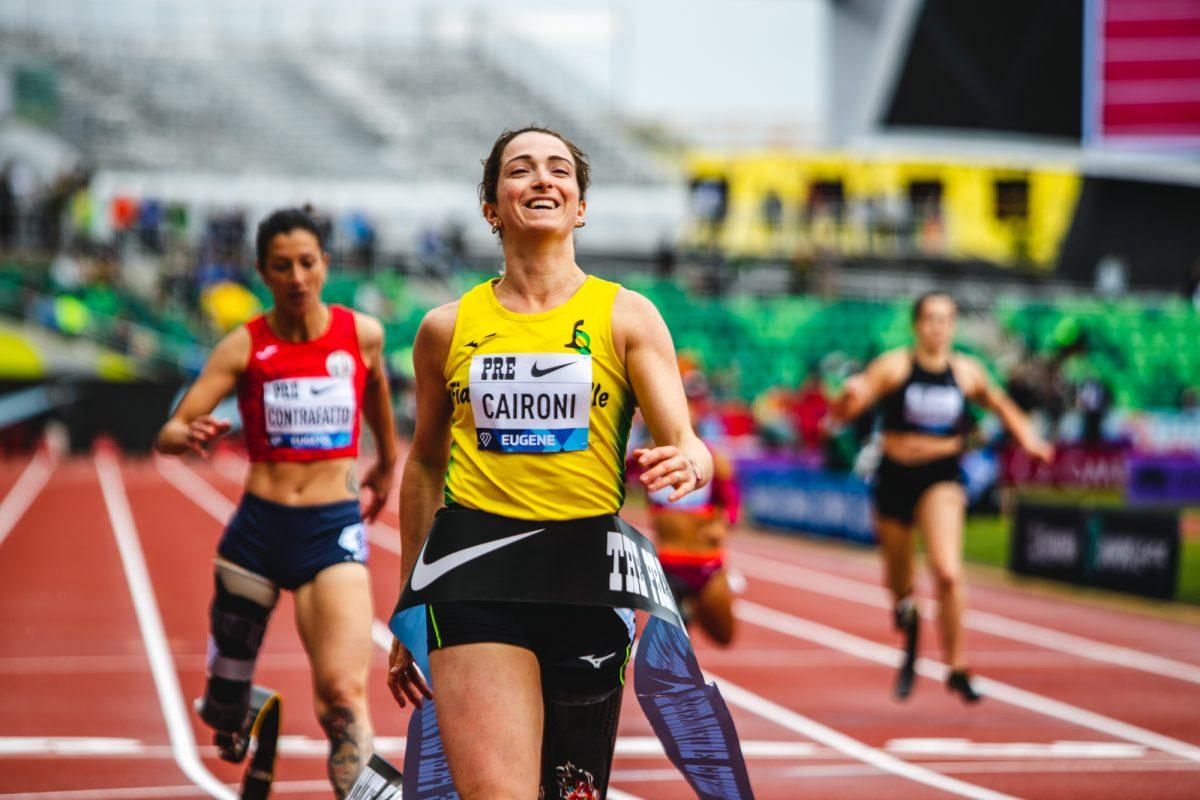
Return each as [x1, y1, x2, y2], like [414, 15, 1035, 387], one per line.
[263, 376, 356, 450]
[470, 353, 592, 453]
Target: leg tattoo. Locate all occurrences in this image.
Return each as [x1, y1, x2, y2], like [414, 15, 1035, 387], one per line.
[320, 706, 371, 798]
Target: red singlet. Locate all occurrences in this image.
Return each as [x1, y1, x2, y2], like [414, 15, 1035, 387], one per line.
[238, 305, 367, 463]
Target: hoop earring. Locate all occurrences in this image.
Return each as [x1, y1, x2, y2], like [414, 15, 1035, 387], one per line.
[491, 224, 500, 235]
[575, 220, 586, 229]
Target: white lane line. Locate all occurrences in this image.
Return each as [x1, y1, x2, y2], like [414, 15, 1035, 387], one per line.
[0, 780, 329, 799]
[733, 550, 1200, 685]
[737, 599, 1200, 764]
[711, 673, 1021, 800]
[95, 451, 236, 800]
[0, 447, 56, 549]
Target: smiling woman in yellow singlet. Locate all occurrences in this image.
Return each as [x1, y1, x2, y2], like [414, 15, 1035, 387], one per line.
[385, 126, 714, 800]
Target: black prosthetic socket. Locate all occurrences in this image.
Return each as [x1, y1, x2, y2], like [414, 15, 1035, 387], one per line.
[541, 685, 624, 799]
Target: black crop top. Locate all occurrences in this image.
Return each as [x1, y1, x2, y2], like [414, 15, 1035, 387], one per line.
[879, 356, 970, 437]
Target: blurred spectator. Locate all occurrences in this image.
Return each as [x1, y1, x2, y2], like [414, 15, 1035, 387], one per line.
[68, 181, 94, 245]
[344, 210, 377, 269]
[1180, 387, 1199, 416]
[1185, 259, 1200, 312]
[110, 195, 138, 245]
[1094, 253, 1128, 299]
[166, 202, 189, 245]
[762, 190, 783, 234]
[753, 385, 795, 450]
[136, 198, 165, 253]
[1077, 376, 1112, 444]
[445, 220, 466, 272]
[789, 371, 828, 452]
[655, 236, 677, 280]
[0, 163, 16, 249]
[49, 247, 85, 292]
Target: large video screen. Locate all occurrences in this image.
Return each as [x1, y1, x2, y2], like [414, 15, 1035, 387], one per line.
[1084, 0, 1200, 149]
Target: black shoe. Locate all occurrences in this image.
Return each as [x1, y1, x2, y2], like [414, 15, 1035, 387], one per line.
[947, 670, 982, 704]
[893, 597, 919, 701]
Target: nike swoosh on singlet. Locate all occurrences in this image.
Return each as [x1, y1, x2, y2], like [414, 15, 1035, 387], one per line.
[530, 360, 576, 378]
[409, 528, 545, 591]
[310, 383, 341, 395]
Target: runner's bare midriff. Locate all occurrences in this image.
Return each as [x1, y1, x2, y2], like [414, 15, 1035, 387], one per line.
[881, 431, 963, 466]
[653, 510, 724, 553]
[244, 458, 358, 506]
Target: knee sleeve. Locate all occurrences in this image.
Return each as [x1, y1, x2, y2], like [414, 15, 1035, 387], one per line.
[199, 561, 278, 733]
[540, 685, 623, 800]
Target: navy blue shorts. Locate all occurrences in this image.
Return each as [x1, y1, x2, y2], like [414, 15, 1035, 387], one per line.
[217, 493, 367, 590]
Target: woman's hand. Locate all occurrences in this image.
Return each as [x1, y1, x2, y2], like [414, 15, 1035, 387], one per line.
[1024, 437, 1056, 465]
[634, 445, 701, 503]
[358, 461, 395, 523]
[184, 415, 231, 457]
[387, 638, 432, 709]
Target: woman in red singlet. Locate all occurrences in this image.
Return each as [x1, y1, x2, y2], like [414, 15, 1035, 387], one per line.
[156, 207, 397, 797]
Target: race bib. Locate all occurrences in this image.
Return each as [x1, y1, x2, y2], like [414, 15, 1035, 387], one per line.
[469, 353, 591, 453]
[263, 377, 356, 450]
[903, 384, 963, 433]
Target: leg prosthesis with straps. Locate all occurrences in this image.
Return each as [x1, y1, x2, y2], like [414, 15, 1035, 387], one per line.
[196, 560, 278, 757]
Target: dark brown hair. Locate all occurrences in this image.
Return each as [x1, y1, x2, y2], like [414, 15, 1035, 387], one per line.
[255, 205, 324, 266]
[912, 291, 957, 322]
[478, 125, 591, 208]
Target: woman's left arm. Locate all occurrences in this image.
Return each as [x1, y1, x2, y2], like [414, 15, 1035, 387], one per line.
[958, 355, 1054, 463]
[615, 289, 713, 502]
[356, 312, 398, 522]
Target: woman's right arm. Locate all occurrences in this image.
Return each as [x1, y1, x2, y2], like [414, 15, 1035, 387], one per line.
[155, 327, 250, 457]
[396, 303, 457, 584]
[829, 350, 905, 424]
[388, 302, 456, 709]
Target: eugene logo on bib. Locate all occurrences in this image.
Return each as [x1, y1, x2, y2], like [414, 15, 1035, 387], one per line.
[263, 377, 356, 450]
[470, 353, 592, 453]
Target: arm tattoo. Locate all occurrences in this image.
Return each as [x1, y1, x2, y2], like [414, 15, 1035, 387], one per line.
[319, 705, 372, 798]
[346, 467, 360, 496]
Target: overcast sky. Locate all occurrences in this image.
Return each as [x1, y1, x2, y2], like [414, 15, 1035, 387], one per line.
[2, 0, 828, 142]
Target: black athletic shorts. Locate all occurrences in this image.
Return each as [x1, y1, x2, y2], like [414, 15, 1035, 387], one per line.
[426, 600, 634, 695]
[872, 455, 963, 526]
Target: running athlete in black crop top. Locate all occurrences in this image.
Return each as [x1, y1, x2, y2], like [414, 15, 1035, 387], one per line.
[879, 358, 971, 438]
[831, 292, 1053, 705]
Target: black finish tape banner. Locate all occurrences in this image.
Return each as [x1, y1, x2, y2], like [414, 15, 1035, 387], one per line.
[389, 507, 754, 799]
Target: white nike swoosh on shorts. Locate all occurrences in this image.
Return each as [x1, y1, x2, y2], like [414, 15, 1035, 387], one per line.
[409, 528, 545, 591]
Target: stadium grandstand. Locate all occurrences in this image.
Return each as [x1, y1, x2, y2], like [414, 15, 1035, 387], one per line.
[1, 2, 1199, 799]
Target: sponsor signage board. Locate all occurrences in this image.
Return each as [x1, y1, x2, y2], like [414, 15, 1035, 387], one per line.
[1011, 501, 1180, 599]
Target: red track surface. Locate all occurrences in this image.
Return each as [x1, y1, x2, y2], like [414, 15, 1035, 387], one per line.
[2, 446, 1199, 799]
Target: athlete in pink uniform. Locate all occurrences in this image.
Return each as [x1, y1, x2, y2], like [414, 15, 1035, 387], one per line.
[642, 374, 740, 645]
